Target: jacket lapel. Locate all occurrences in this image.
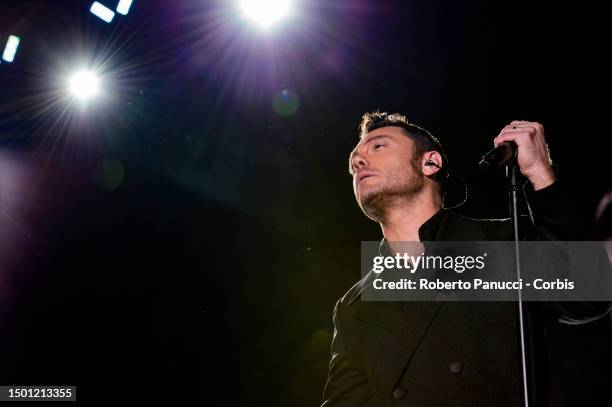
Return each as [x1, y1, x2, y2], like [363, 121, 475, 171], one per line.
[349, 210, 489, 394]
[355, 300, 444, 394]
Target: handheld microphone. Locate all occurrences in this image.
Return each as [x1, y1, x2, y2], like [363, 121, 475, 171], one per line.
[478, 142, 517, 173]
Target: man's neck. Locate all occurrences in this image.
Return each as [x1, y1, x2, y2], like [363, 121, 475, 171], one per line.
[380, 193, 441, 242]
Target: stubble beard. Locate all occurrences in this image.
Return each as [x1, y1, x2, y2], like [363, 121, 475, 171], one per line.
[358, 169, 425, 223]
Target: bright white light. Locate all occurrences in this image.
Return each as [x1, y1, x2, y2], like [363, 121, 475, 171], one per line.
[90, 2, 115, 23]
[116, 0, 133, 15]
[69, 70, 100, 101]
[240, 0, 291, 28]
[2, 35, 20, 63]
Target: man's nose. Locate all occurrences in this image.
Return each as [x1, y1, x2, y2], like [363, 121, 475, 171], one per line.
[352, 154, 368, 172]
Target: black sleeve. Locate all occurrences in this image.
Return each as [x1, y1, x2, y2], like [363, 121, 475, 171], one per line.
[523, 180, 611, 323]
[523, 179, 577, 241]
[321, 300, 376, 407]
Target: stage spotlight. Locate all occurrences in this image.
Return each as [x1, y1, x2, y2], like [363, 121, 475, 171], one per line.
[90, 2, 115, 23]
[240, 0, 291, 28]
[68, 70, 100, 101]
[2, 35, 20, 63]
[116, 0, 134, 15]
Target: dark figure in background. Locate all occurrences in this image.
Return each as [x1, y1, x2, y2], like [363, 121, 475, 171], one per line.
[595, 191, 612, 263]
[321, 112, 611, 406]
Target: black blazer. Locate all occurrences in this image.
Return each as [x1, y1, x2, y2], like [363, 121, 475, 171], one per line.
[321, 182, 610, 407]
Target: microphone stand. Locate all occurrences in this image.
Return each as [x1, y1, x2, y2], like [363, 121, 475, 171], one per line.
[506, 160, 535, 407]
[480, 142, 536, 406]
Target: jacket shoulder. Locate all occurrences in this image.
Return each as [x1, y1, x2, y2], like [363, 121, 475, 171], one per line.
[338, 277, 367, 308]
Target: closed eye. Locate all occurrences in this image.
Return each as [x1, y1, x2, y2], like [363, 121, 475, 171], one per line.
[373, 143, 385, 150]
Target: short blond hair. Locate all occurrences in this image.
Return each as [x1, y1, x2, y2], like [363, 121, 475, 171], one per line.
[359, 111, 412, 139]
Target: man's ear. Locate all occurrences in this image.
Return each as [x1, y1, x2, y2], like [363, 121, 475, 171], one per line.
[422, 151, 443, 177]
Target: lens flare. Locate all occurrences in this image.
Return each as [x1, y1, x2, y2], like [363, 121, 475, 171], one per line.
[68, 70, 100, 101]
[240, 0, 292, 28]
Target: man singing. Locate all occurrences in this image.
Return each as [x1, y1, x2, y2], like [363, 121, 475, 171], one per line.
[321, 112, 610, 406]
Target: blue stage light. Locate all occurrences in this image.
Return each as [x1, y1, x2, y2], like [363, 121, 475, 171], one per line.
[2, 35, 20, 63]
[90, 2, 115, 23]
[116, 0, 134, 15]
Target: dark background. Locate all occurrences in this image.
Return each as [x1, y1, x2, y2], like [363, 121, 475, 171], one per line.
[0, 0, 610, 405]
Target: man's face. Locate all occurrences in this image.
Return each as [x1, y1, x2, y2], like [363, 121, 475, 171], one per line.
[349, 126, 425, 220]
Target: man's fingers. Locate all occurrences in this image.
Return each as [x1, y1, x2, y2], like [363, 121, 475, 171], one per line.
[499, 123, 536, 134]
[495, 121, 545, 147]
[493, 130, 531, 147]
[503, 121, 544, 134]
[494, 131, 518, 147]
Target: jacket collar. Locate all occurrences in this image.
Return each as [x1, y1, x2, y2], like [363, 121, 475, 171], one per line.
[376, 207, 467, 256]
[349, 208, 488, 308]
